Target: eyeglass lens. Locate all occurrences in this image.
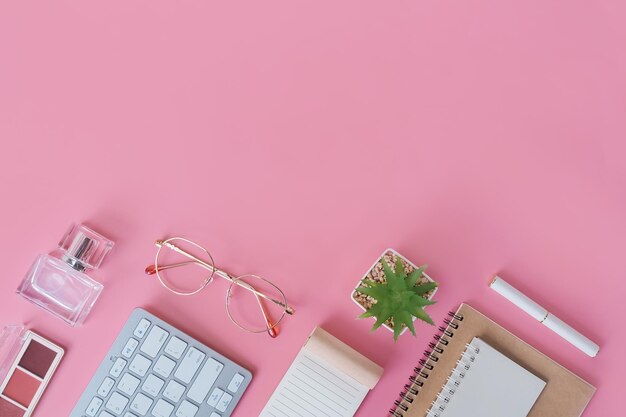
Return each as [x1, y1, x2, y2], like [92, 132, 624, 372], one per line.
[155, 237, 215, 295]
[227, 275, 288, 333]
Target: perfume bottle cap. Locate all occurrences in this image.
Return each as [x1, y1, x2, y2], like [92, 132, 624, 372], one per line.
[59, 224, 114, 271]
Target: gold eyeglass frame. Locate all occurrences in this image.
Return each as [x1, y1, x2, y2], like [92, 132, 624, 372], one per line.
[145, 237, 295, 337]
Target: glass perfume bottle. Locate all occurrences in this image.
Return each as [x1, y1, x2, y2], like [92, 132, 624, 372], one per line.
[17, 224, 114, 326]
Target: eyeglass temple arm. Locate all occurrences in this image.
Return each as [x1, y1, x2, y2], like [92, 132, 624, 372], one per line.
[234, 279, 279, 338]
[154, 240, 295, 315]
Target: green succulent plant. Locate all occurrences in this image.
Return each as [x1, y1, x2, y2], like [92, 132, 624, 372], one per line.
[357, 258, 438, 341]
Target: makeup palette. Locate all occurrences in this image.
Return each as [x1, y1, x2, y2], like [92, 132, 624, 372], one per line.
[0, 326, 63, 417]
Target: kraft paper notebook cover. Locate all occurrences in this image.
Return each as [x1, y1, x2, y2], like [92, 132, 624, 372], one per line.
[259, 327, 384, 417]
[391, 303, 596, 417]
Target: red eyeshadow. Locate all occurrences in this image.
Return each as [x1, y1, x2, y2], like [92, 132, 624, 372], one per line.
[0, 397, 25, 417]
[18, 340, 57, 378]
[3, 369, 40, 407]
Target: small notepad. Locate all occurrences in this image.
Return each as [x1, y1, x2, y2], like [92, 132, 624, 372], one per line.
[259, 327, 383, 417]
[427, 337, 546, 417]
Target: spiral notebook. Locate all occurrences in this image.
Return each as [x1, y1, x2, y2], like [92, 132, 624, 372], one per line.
[426, 337, 546, 417]
[391, 304, 595, 417]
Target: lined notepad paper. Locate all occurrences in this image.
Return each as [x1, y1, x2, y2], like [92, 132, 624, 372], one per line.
[259, 327, 383, 417]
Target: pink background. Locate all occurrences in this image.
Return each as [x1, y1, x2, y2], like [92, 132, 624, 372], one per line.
[1, 1, 625, 416]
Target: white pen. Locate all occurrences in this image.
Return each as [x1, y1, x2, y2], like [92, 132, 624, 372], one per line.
[489, 275, 600, 357]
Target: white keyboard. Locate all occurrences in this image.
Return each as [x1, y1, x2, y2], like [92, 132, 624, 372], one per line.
[69, 308, 252, 417]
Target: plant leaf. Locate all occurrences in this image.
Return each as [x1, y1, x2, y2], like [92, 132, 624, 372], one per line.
[412, 281, 438, 295]
[356, 286, 386, 300]
[394, 258, 407, 279]
[411, 307, 435, 325]
[397, 311, 415, 336]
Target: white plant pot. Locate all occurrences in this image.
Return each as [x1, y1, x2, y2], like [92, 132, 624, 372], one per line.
[352, 248, 437, 336]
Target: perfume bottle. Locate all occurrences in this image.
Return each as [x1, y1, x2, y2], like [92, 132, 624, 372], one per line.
[17, 224, 114, 326]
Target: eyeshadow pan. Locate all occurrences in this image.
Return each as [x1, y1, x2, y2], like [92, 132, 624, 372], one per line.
[0, 397, 25, 417]
[3, 369, 40, 407]
[18, 340, 57, 378]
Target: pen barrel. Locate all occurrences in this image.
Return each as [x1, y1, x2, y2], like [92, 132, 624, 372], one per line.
[490, 276, 547, 321]
[542, 314, 600, 357]
[490, 275, 600, 357]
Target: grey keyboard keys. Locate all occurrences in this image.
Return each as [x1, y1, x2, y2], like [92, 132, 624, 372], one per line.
[187, 358, 224, 403]
[69, 309, 251, 417]
[118, 373, 141, 396]
[129, 354, 152, 377]
[175, 400, 198, 417]
[110, 358, 127, 377]
[86, 397, 103, 416]
[216, 392, 232, 412]
[134, 319, 151, 338]
[141, 326, 169, 358]
[207, 388, 223, 407]
[151, 399, 175, 417]
[142, 374, 165, 397]
[122, 338, 139, 358]
[154, 355, 176, 378]
[106, 392, 130, 415]
[98, 377, 115, 396]
[130, 393, 153, 415]
[164, 337, 187, 359]
[174, 347, 205, 384]
[163, 380, 185, 403]
[227, 373, 244, 393]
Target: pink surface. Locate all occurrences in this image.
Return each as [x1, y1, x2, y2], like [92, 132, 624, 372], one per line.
[1, 1, 625, 416]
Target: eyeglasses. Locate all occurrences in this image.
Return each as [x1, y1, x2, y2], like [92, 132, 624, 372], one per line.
[145, 237, 294, 338]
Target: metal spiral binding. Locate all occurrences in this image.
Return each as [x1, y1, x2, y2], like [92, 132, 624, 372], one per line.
[388, 311, 464, 417]
[425, 342, 480, 417]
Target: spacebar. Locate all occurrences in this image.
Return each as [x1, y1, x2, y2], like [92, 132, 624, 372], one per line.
[187, 358, 224, 403]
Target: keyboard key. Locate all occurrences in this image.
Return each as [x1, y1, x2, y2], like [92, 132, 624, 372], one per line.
[98, 377, 115, 397]
[227, 373, 245, 393]
[124, 413, 138, 417]
[207, 388, 224, 407]
[216, 392, 232, 413]
[164, 337, 187, 359]
[86, 397, 103, 416]
[142, 374, 165, 397]
[163, 380, 186, 403]
[140, 326, 169, 358]
[187, 358, 224, 403]
[110, 358, 127, 377]
[151, 399, 175, 417]
[209, 413, 220, 417]
[122, 338, 140, 358]
[100, 412, 116, 417]
[174, 347, 205, 384]
[134, 319, 151, 338]
[130, 393, 153, 416]
[154, 355, 176, 378]
[175, 400, 198, 417]
[106, 392, 129, 415]
[118, 373, 141, 396]
[129, 354, 152, 377]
